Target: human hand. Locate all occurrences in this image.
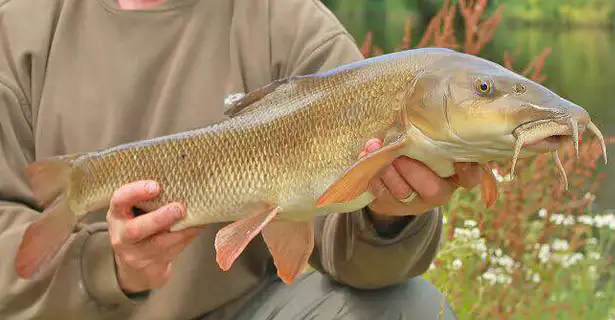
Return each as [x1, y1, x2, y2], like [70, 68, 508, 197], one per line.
[358, 138, 481, 218]
[106, 180, 201, 294]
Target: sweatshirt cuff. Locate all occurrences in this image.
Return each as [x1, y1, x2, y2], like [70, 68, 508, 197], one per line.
[353, 207, 440, 246]
[81, 230, 145, 308]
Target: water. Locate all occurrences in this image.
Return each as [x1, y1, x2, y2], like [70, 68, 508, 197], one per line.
[330, 4, 615, 211]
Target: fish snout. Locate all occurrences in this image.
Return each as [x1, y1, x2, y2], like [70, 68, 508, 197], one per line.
[508, 97, 607, 179]
[566, 102, 591, 127]
[543, 100, 591, 152]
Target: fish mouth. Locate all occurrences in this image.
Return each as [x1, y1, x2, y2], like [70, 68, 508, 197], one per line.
[521, 134, 571, 151]
[509, 118, 607, 190]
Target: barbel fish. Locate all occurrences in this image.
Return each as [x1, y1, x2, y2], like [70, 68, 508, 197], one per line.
[15, 48, 607, 284]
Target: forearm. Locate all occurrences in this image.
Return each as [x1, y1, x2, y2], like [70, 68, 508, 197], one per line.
[0, 202, 137, 319]
[310, 207, 443, 289]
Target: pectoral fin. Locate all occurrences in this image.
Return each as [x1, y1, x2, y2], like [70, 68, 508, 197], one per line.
[214, 204, 280, 271]
[315, 139, 406, 207]
[262, 219, 314, 284]
[479, 164, 498, 209]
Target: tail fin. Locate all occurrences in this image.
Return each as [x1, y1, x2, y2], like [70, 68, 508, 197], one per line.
[15, 154, 81, 279]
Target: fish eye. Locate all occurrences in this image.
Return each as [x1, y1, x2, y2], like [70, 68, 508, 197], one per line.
[475, 78, 494, 96]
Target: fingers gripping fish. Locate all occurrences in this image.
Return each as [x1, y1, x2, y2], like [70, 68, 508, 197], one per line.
[14, 48, 607, 285]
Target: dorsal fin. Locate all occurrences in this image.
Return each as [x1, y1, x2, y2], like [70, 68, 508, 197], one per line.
[224, 77, 293, 118]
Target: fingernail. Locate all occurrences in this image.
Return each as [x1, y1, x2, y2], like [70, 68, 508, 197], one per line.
[170, 205, 183, 219]
[145, 181, 158, 194]
[367, 142, 381, 153]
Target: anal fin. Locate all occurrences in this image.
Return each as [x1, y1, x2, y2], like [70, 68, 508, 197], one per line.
[214, 205, 280, 271]
[262, 219, 314, 284]
[479, 164, 498, 209]
[16, 194, 77, 279]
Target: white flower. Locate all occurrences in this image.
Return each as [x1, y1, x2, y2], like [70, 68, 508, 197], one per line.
[429, 263, 436, 271]
[588, 252, 601, 260]
[549, 213, 576, 226]
[472, 239, 487, 253]
[481, 267, 512, 285]
[454, 227, 480, 240]
[443, 216, 448, 225]
[482, 270, 496, 285]
[493, 254, 515, 272]
[470, 228, 480, 239]
[464, 220, 477, 227]
[532, 273, 541, 283]
[538, 208, 547, 219]
[578, 215, 594, 226]
[563, 215, 575, 226]
[596, 291, 604, 298]
[588, 237, 598, 245]
[453, 227, 467, 239]
[561, 253, 584, 268]
[553, 239, 569, 251]
[550, 213, 565, 225]
[538, 244, 551, 264]
[452, 259, 463, 270]
[595, 214, 615, 228]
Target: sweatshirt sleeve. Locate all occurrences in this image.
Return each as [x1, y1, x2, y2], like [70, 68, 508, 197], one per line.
[270, 0, 444, 289]
[0, 10, 140, 320]
[0, 82, 140, 320]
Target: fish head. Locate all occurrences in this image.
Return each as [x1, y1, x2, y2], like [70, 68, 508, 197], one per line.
[405, 50, 606, 168]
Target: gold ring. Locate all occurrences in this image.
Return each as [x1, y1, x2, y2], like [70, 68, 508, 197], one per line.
[399, 190, 417, 203]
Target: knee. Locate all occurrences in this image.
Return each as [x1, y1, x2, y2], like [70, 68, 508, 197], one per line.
[384, 277, 456, 317]
[333, 277, 457, 320]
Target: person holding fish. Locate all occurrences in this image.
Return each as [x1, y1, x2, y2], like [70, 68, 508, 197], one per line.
[1, 0, 606, 319]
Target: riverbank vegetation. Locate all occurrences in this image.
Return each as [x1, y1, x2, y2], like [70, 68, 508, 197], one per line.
[354, 1, 615, 318]
[324, 0, 615, 29]
[492, 0, 615, 28]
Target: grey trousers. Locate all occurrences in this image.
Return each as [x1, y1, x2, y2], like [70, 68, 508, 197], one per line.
[216, 271, 457, 320]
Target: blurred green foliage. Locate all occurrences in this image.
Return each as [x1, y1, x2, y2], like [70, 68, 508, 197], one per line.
[325, 0, 615, 26]
[492, 0, 615, 26]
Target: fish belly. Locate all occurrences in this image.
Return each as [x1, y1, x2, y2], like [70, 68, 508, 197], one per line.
[277, 191, 375, 222]
[402, 126, 457, 177]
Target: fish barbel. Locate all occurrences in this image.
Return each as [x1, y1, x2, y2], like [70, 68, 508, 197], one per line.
[15, 48, 608, 284]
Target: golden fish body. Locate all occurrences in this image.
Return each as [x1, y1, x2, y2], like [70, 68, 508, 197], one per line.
[66, 50, 429, 231]
[15, 48, 608, 284]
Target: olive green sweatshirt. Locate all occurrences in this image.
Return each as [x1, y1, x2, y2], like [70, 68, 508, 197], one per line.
[0, 0, 443, 319]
